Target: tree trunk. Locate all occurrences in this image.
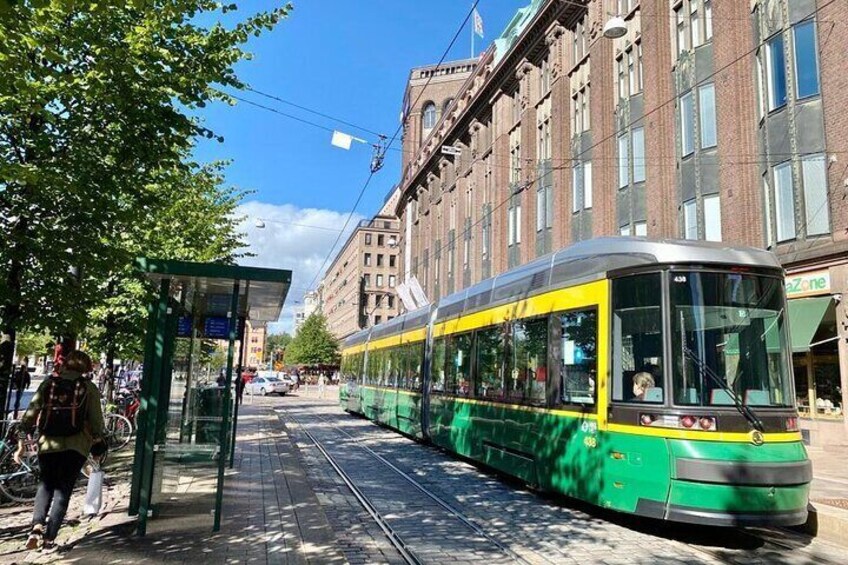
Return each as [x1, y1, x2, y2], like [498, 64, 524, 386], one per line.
[0, 254, 23, 426]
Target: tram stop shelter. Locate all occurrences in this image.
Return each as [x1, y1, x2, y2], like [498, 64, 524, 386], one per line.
[128, 258, 292, 536]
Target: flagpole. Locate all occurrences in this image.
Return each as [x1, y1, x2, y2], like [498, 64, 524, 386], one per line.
[471, 3, 475, 58]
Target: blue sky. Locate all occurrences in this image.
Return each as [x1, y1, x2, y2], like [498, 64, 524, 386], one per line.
[196, 1, 522, 331]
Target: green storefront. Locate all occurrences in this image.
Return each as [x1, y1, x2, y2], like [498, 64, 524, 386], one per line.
[785, 268, 848, 447]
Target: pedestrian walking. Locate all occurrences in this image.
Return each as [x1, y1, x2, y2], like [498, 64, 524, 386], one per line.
[11, 358, 31, 419]
[318, 373, 326, 399]
[15, 350, 105, 552]
[235, 373, 245, 405]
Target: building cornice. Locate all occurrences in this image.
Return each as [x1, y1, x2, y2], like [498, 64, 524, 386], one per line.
[394, 0, 583, 217]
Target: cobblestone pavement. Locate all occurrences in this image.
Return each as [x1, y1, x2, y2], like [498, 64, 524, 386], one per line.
[279, 392, 847, 565]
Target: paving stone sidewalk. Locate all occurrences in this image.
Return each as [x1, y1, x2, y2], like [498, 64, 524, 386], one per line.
[0, 402, 344, 564]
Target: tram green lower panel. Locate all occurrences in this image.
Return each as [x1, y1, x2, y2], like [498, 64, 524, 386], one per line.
[395, 392, 423, 438]
[668, 480, 809, 513]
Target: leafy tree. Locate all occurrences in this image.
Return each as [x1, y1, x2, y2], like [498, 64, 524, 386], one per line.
[265, 332, 292, 364]
[13, 330, 51, 361]
[0, 1, 290, 410]
[285, 314, 339, 366]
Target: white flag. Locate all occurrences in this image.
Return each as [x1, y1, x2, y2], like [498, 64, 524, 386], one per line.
[473, 8, 484, 38]
[331, 130, 353, 150]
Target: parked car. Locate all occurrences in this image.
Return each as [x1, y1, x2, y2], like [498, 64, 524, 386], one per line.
[246, 376, 289, 396]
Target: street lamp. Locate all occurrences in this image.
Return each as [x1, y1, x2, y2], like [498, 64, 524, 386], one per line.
[603, 15, 627, 39]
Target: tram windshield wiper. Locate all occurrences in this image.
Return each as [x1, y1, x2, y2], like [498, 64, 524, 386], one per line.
[682, 345, 765, 432]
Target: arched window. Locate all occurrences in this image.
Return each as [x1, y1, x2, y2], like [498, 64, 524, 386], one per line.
[422, 102, 437, 129]
[443, 98, 454, 113]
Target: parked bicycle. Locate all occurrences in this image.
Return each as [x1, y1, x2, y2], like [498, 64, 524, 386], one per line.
[0, 421, 40, 503]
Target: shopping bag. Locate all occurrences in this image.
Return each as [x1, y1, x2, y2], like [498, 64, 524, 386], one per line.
[83, 469, 104, 516]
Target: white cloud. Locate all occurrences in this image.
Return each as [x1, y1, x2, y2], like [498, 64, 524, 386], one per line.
[234, 200, 363, 334]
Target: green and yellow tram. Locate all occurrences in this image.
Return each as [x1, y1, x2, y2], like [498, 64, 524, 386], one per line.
[339, 238, 811, 526]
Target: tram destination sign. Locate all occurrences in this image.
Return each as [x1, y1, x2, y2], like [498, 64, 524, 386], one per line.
[785, 269, 831, 298]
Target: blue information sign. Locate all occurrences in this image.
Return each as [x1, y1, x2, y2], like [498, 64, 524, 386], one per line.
[204, 316, 231, 339]
[177, 316, 193, 338]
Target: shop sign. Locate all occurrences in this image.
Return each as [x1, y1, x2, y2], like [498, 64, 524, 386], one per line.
[785, 270, 831, 298]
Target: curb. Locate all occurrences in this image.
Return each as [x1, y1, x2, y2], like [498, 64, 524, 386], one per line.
[795, 501, 848, 548]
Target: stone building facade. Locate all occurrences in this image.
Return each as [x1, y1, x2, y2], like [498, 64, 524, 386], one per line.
[394, 0, 848, 446]
[321, 216, 401, 339]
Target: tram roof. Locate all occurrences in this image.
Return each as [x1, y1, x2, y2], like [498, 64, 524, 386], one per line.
[341, 238, 781, 348]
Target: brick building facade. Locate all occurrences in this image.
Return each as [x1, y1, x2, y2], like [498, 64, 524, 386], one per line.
[394, 0, 848, 446]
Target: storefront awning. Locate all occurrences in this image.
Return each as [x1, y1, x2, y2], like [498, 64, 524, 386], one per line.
[788, 296, 835, 353]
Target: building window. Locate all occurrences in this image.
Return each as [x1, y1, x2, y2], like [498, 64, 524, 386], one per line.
[376, 274, 383, 287]
[573, 162, 592, 211]
[375, 315, 382, 325]
[618, 133, 629, 188]
[387, 295, 395, 308]
[680, 91, 695, 156]
[628, 45, 642, 96]
[632, 128, 645, 183]
[794, 21, 820, 99]
[389, 274, 396, 287]
[512, 86, 521, 124]
[443, 98, 454, 113]
[699, 84, 717, 149]
[364, 253, 371, 266]
[510, 144, 521, 184]
[389, 255, 396, 268]
[364, 274, 371, 287]
[377, 234, 384, 246]
[766, 34, 787, 111]
[539, 57, 550, 94]
[508, 204, 522, 246]
[683, 199, 698, 240]
[377, 254, 384, 267]
[704, 194, 721, 242]
[763, 176, 774, 246]
[634, 221, 647, 236]
[620, 225, 631, 236]
[422, 102, 437, 129]
[704, 0, 712, 40]
[676, 5, 687, 56]
[572, 165, 582, 213]
[690, 3, 701, 48]
[617, 56, 626, 100]
[802, 154, 829, 236]
[364, 233, 372, 245]
[774, 162, 796, 241]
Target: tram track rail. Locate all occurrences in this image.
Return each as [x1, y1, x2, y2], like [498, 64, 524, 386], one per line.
[283, 409, 531, 565]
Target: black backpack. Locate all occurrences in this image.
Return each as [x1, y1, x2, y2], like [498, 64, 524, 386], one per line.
[37, 377, 88, 437]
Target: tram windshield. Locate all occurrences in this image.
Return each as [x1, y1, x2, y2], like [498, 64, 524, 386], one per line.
[670, 271, 793, 407]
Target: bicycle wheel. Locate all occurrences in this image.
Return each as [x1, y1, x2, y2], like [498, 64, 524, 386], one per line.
[0, 446, 40, 503]
[104, 413, 132, 451]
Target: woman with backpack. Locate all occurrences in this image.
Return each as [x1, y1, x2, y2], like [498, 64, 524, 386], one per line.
[15, 350, 105, 551]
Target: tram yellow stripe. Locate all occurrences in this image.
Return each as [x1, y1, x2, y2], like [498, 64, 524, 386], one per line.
[606, 423, 802, 443]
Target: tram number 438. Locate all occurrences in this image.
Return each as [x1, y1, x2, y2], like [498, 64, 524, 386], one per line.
[583, 436, 598, 448]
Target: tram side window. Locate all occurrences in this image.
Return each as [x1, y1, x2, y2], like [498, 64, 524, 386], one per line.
[509, 318, 548, 405]
[612, 273, 664, 403]
[388, 346, 400, 388]
[407, 342, 424, 392]
[431, 338, 448, 392]
[446, 333, 473, 396]
[560, 309, 597, 405]
[476, 326, 506, 400]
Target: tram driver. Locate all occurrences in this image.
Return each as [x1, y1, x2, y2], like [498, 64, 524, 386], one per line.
[632, 372, 656, 402]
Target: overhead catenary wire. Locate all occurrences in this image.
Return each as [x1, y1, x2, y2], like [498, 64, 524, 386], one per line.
[303, 0, 482, 295]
